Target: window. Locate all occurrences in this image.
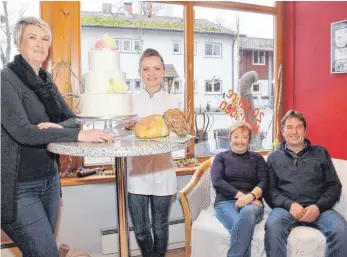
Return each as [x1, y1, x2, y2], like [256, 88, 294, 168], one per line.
[194, 6, 275, 155]
[122, 39, 132, 52]
[114, 38, 121, 50]
[134, 80, 141, 91]
[0, 1, 40, 69]
[253, 51, 266, 65]
[194, 42, 197, 55]
[194, 80, 198, 93]
[205, 80, 222, 93]
[126, 80, 132, 92]
[132, 39, 141, 54]
[173, 80, 182, 94]
[205, 43, 222, 57]
[252, 83, 260, 93]
[172, 41, 181, 54]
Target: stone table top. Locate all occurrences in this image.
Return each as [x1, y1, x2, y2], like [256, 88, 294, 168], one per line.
[47, 138, 190, 157]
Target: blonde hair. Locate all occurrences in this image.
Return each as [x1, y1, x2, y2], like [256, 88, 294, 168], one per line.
[228, 121, 252, 141]
[13, 16, 52, 49]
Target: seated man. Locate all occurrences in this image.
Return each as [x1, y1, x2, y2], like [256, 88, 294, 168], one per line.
[265, 109, 347, 257]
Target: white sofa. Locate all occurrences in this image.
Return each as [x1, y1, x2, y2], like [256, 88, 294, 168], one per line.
[179, 157, 347, 257]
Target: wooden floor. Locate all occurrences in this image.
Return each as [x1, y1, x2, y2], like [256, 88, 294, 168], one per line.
[135, 248, 184, 257]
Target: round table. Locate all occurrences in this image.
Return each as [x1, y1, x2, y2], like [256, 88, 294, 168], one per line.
[47, 138, 189, 257]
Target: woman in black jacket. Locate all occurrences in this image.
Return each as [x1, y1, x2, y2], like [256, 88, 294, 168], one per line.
[1, 17, 113, 257]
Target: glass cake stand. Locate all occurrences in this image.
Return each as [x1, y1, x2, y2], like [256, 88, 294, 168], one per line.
[76, 114, 138, 138]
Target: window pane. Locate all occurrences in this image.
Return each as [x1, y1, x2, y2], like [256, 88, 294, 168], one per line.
[253, 51, 258, 63]
[214, 81, 221, 92]
[81, 2, 186, 160]
[205, 44, 212, 55]
[205, 82, 212, 92]
[194, 6, 274, 155]
[0, 0, 40, 68]
[213, 44, 221, 56]
[173, 42, 180, 53]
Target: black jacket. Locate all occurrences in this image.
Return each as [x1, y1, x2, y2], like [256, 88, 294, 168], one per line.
[265, 140, 342, 213]
[1, 67, 79, 224]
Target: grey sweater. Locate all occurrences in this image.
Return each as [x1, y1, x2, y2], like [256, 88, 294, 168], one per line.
[1, 67, 80, 224]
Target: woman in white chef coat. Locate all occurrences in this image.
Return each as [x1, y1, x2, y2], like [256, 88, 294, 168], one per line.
[127, 48, 181, 257]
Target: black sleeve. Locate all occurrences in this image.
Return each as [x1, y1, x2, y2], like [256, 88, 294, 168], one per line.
[211, 153, 239, 198]
[255, 155, 268, 193]
[1, 77, 80, 146]
[315, 149, 342, 213]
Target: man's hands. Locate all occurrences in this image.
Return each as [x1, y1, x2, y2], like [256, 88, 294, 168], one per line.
[37, 122, 63, 129]
[299, 205, 320, 223]
[289, 202, 306, 220]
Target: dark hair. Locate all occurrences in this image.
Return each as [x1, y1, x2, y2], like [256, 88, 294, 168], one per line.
[281, 109, 307, 131]
[139, 48, 165, 70]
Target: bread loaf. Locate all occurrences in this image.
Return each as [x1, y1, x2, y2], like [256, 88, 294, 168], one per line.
[163, 109, 190, 136]
[135, 115, 170, 139]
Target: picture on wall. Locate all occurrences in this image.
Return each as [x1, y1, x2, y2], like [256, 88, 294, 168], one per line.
[331, 20, 347, 74]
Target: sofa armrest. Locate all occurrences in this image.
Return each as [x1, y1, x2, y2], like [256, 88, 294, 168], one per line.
[179, 159, 212, 257]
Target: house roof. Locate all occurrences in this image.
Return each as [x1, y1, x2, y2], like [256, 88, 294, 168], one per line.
[164, 64, 179, 78]
[81, 11, 236, 36]
[239, 37, 273, 51]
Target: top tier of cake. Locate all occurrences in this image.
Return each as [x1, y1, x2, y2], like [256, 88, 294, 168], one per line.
[88, 49, 121, 72]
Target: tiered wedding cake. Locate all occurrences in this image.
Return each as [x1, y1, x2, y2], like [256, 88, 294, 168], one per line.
[79, 35, 133, 117]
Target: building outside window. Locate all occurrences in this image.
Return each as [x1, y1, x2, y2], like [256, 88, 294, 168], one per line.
[172, 41, 181, 54]
[122, 39, 132, 52]
[132, 39, 141, 53]
[205, 43, 222, 57]
[173, 80, 182, 93]
[205, 79, 222, 93]
[252, 50, 266, 65]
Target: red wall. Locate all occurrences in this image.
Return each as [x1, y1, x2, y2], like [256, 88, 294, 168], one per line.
[283, 1, 347, 159]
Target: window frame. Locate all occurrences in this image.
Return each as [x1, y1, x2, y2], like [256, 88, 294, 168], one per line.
[204, 79, 222, 94]
[173, 79, 182, 94]
[134, 79, 142, 91]
[43, 0, 281, 164]
[113, 38, 121, 51]
[126, 80, 132, 92]
[204, 42, 222, 58]
[252, 50, 266, 65]
[132, 39, 141, 54]
[172, 40, 182, 55]
[122, 38, 132, 53]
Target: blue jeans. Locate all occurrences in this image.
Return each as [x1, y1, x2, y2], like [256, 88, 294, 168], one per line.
[1, 173, 61, 257]
[215, 200, 264, 257]
[128, 193, 173, 257]
[265, 207, 347, 257]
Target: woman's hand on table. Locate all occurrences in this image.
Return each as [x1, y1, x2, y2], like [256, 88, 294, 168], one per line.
[78, 130, 114, 143]
[37, 122, 63, 129]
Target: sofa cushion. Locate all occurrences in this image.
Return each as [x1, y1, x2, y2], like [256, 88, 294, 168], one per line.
[191, 207, 326, 257]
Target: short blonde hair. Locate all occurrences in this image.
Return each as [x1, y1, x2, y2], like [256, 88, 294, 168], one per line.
[228, 121, 252, 141]
[13, 16, 52, 49]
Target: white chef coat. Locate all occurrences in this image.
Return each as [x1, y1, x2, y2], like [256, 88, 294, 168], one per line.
[127, 89, 181, 196]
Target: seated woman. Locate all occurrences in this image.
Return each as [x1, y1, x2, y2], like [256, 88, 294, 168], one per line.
[211, 121, 268, 257]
